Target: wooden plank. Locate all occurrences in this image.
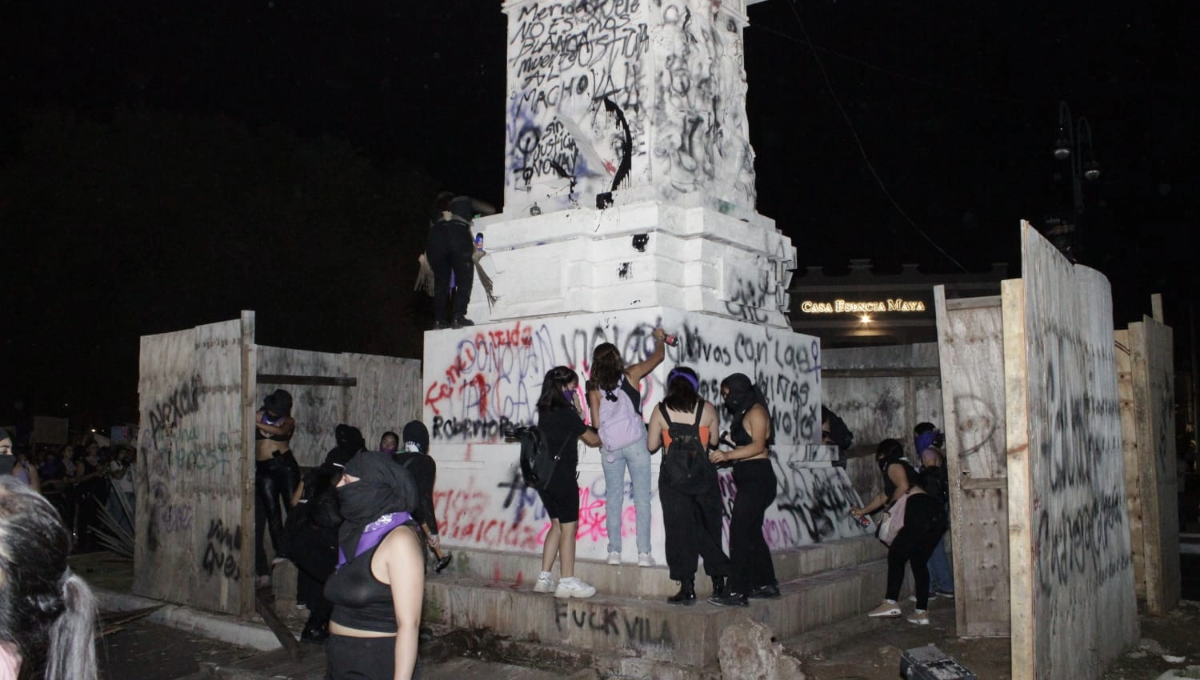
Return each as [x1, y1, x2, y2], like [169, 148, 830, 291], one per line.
[945, 295, 1002, 311]
[240, 310, 257, 616]
[1130, 318, 1180, 614]
[255, 592, 304, 660]
[935, 284, 1010, 637]
[256, 373, 358, 387]
[961, 477, 1007, 490]
[820, 367, 941, 379]
[1151, 294, 1163, 324]
[1003, 276, 1033, 680]
[1116, 328, 1145, 604]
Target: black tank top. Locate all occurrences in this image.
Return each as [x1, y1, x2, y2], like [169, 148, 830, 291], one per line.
[325, 530, 400, 634]
[883, 459, 922, 498]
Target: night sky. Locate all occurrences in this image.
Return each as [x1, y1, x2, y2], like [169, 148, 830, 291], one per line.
[2, 0, 1196, 432]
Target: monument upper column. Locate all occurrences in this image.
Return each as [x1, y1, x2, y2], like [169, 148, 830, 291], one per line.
[501, 0, 761, 221]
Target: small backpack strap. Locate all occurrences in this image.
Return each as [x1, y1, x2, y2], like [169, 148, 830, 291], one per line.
[691, 400, 704, 428]
[658, 401, 674, 426]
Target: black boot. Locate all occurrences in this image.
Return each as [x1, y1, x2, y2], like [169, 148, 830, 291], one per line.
[711, 576, 727, 599]
[668, 580, 696, 606]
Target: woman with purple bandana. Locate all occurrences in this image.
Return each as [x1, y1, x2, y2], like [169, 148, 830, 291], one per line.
[324, 451, 423, 680]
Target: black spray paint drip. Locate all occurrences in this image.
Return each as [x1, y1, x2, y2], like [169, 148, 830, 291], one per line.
[596, 96, 633, 210]
[631, 234, 649, 252]
[618, 262, 632, 279]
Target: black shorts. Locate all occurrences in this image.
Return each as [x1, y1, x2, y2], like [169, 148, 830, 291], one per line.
[325, 633, 422, 679]
[536, 462, 580, 523]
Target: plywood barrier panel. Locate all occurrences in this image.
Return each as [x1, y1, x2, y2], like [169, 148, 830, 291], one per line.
[934, 288, 1010, 637]
[256, 346, 347, 467]
[134, 318, 247, 614]
[1115, 329, 1145, 603]
[1010, 224, 1138, 680]
[1130, 319, 1179, 614]
[343, 353, 423, 448]
[422, 310, 875, 560]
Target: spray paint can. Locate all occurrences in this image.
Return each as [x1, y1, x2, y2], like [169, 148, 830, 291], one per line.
[852, 513, 871, 529]
[664, 334, 679, 347]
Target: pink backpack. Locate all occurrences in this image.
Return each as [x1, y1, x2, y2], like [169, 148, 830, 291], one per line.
[597, 375, 646, 452]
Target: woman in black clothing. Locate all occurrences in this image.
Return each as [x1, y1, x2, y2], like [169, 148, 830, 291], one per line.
[392, 421, 443, 567]
[850, 438, 944, 625]
[708, 373, 779, 606]
[531, 366, 602, 599]
[254, 389, 300, 588]
[324, 451, 423, 680]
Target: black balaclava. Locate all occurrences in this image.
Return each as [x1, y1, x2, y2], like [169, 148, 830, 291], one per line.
[327, 424, 366, 468]
[337, 451, 418, 559]
[722, 373, 757, 415]
[401, 421, 430, 455]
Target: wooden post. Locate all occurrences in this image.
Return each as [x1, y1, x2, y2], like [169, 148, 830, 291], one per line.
[1151, 293, 1163, 324]
[1002, 277, 1033, 678]
[240, 310, 257, 616]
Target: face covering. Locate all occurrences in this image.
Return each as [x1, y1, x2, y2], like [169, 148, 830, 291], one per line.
[915, 431, 939, 453]
[722, 373, 756, 415]
[337, 451, 418, 559]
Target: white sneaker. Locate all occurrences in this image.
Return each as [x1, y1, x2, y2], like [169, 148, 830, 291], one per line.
[554, 577, 597, 599]
[607, 551, 621, 565]
[908, 609, 930, 625]
[637, 553, 655, 567]
[907, 592, 938, 602]
[534, 571, 555, 593]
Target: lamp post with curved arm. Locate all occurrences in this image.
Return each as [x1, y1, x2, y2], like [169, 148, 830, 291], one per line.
[1050, 101, 1101, 260]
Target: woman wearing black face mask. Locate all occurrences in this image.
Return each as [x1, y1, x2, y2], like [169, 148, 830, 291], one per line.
[708, 373, 779, 606]
[323, 451, 423, 680]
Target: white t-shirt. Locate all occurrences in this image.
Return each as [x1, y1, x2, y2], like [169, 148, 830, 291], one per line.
[110, 461, 135, 495]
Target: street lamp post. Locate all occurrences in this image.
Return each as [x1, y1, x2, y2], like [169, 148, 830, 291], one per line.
[1049, 101, 1101, 260]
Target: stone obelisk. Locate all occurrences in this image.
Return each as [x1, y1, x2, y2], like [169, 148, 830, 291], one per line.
[422, 0, 861, 563]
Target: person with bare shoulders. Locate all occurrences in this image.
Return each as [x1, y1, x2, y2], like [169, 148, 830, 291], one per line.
[586, 327, 666, 567]
[646, 366, 730, 605]
[0, 475, 99, 680]
[708, 373, 780, 606]
[531, 366, 603, 599]
[254, 389, 300, 589]
[324, 451, 423, 680]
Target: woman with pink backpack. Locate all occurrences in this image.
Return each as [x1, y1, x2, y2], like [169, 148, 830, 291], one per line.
[587, 327, 667, 567]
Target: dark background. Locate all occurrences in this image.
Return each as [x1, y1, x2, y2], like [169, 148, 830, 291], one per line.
[2, 0, 1196, 432]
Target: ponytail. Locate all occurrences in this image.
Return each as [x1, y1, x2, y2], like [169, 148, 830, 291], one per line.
[44, 573, 98, 680]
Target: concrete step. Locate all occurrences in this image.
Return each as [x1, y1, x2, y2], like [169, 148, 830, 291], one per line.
[423, 557, 889, 669]
[437, 535, 887, 599]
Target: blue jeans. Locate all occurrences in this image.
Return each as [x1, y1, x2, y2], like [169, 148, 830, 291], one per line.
[602, 437, 653, 555]
[927, 532, 955, 593]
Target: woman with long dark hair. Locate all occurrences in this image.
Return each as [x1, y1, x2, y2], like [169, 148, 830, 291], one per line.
[851, 438, 944, 624]
[708, 373, 779, 607]
[533, 366, 602, 599]
[914, 422, 954, 599]
[0, 475, 99, 680]
[586, 328, 666, 567]
[254, 389, 300, 588]
[646, 366, 729, 605]
[324, 451, 423, 680]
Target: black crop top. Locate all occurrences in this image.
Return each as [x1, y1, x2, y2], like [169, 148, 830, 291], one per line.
[325, 530, 401, 633]
[255, 415, 292, 442]
[883, 459, 922, 499]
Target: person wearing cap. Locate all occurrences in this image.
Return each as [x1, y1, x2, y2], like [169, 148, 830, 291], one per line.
[425, 193, 495, 329]
[254, 389, 300, 588]
[391, 421, 443, 568]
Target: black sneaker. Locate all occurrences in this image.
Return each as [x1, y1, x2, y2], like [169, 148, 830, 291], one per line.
[708, 592, 749, 607]
[452, 316, 475, 329]
[433, 321, 449, 330]
[748, 584, 781, 599]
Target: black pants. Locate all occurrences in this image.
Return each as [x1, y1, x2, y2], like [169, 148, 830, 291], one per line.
[660, 474, 730, 582]
[255, 451, 300, 577]
[727, 459, 778, 595]
[325, 634, 421, 680]
[426, 223, 474, 325]
[885, 493, 944, 610]
[291, 512, 338, 632]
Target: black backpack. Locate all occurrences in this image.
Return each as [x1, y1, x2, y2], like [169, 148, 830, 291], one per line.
[659, 401, 710, 492]
[510, 425, 569, 490]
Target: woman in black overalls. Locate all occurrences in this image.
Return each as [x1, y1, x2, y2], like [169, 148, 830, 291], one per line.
[708, 373, 780, 606]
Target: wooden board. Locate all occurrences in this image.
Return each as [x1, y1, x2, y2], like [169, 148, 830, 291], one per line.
[934, 287, 1010, 637]
[1129, 318, 1179, 614]
[1115, 330, 1145, 603]
[134, 318, 249, 615]
[1008, 223, 1139, 680]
